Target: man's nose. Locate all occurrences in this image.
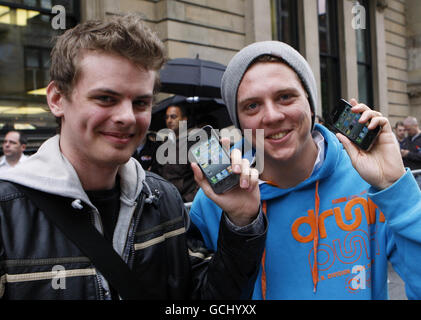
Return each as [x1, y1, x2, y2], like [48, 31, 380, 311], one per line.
[114, 101, 136, 125]
[262, 101, 285, 124]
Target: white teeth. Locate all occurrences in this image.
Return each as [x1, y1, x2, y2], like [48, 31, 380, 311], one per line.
[268, 132, 287, 139]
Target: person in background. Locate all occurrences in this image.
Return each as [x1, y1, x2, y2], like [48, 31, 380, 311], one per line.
[165, 104, 187, 137]
[0, 131, 28, 172]
[157, 104, 199, 202]
[400, 116, 421, 171]
[189, 40, 421, 300]
[394, 121, 406, 148]
[132, 131, 160, 172]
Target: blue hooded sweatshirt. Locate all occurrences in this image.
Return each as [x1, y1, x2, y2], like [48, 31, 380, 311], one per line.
[189, 125, 421, 299]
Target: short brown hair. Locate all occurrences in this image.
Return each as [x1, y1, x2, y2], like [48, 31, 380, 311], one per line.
[50, 14, 166, 99]
[394, 121, 404, 129]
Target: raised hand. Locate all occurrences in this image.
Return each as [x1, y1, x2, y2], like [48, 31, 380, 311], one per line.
[335, 99, 406, 190]
[191, 139, 260, 227]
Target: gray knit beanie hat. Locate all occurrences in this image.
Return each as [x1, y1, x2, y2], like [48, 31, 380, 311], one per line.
[221, 41, 317, 130]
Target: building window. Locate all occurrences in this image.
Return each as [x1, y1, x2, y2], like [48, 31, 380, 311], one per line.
[318, 0, 341, 120]
[271, 0, 299, 50]
[0, 0, 79, 153]
[24, 46, 50, 93]
[355, 0, 373, 107]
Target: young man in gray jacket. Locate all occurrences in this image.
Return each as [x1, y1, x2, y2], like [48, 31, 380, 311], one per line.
[0, 14, 265, 300]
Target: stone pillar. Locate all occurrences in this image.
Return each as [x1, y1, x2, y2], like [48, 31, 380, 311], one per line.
[370, 1, 388, 117]
[298, 0, 322, 117]
[244, 0, 272, 45]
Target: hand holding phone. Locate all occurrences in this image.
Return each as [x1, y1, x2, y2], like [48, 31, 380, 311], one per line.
[333, 99, 405, 190]
[328, 99, 380, 150]
[189, 126, 240, 194]
[190, 126, 260, 226]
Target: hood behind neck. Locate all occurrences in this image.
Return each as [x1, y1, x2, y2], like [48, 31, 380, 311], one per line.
[0, 135, 145, 208]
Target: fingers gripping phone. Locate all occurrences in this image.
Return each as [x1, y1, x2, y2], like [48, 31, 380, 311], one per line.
[189, 126, 240, 194]
[328, 99, 381, 151]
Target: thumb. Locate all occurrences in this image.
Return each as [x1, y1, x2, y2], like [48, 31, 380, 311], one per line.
[191, 162, 204, 182]
[191, 162, 216, 199]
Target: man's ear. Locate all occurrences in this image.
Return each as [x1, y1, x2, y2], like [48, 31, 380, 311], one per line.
[46, 81, 65, 117]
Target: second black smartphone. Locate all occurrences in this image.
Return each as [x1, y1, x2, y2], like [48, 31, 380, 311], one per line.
[328, 99, 381, 151]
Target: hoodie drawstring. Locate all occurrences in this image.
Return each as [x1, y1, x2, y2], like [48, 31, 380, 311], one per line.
[71, 199, 83, 210]
[260, 179, 321, 299]
[143, 181, 158, 205]
[261, 200, 268, 300]
[312, 180, 320, 293]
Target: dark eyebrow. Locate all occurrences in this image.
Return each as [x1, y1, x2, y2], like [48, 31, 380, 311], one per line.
[89, 88, 153, 100]
[89, 88, 121, 97]
[238, 96, 259, 107]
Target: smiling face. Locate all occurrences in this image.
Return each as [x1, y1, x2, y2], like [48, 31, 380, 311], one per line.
[237, 61, 315, 168]
[48, 51, 156, 170]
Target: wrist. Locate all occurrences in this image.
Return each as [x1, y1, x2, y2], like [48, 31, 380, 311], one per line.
[376, 167, 406, 190]
[225, 210, 259, 227]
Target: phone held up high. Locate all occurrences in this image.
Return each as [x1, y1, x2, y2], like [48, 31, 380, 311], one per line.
[189, 126, 240, 194]
[328, 99, 381, 151]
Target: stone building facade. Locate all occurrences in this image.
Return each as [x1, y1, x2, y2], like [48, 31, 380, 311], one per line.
[80, 0, 420, 125]
[0, 0, 420, 149]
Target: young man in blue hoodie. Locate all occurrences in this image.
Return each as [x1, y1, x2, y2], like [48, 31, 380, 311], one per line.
[189, 41, 421, 299]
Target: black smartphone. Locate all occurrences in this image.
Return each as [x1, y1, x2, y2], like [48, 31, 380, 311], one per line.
[328, 99, 381, 151]
[189, 126, 240, 194]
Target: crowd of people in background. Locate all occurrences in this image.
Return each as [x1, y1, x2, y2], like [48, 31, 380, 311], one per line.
[394, 117, 421, 185]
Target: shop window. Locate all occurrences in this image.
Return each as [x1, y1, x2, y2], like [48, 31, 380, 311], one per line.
[0, 0, 79, 153]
